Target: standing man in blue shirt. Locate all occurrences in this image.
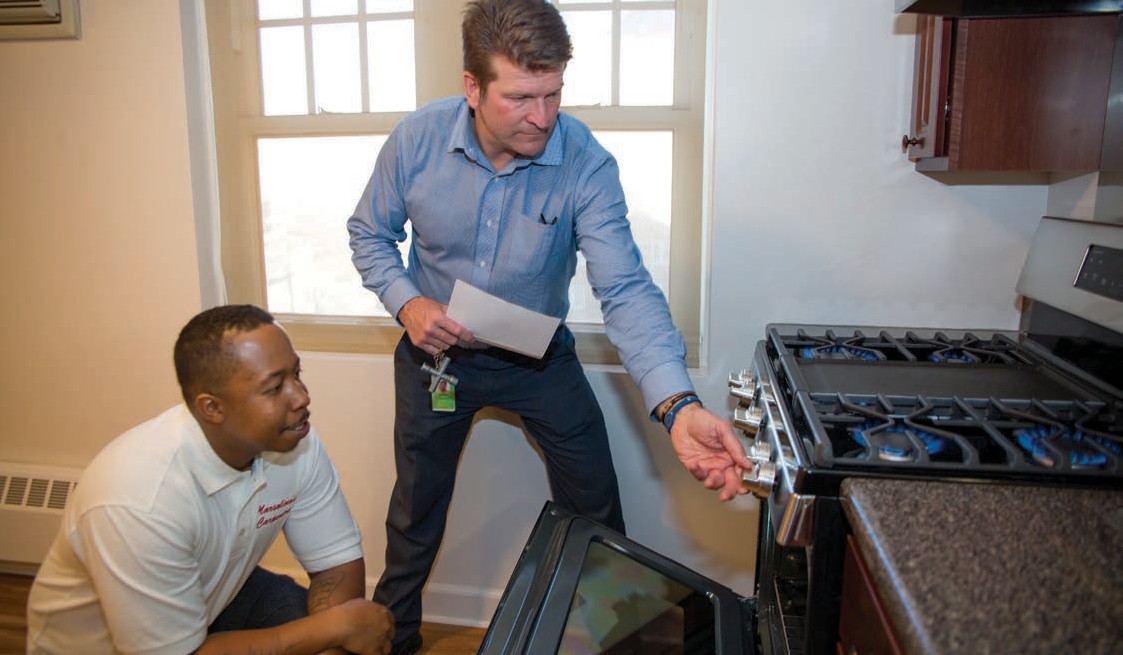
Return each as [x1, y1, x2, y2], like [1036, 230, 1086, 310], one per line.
[347, 1, 753, 652]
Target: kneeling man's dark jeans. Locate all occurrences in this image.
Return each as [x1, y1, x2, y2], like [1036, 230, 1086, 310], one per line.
[209, 567, 308, 632]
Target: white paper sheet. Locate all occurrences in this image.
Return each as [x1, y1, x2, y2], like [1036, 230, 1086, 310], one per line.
[446, 280, 561, 359]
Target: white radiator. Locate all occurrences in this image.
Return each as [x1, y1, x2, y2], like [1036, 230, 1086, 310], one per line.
[0, 463, 81, 565]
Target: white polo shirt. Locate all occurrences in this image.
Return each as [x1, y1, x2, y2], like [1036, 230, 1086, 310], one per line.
[26, 405, 363, 655]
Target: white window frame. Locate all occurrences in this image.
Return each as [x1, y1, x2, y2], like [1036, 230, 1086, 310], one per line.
[204, 0, 706, 365]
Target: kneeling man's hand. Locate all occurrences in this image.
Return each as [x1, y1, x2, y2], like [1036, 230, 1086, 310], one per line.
[331, 598, 395, 655]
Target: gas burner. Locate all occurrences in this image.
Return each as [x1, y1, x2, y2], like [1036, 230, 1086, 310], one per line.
[913, 333, 1020, 365]
[799, 345, 882, 361]
[796, 334, 886, 361]
[852, 421, 949, 462]
[777, 327, 1036, 365]
[926, 349, 980, 364]
[1014, 426, 1122, 469]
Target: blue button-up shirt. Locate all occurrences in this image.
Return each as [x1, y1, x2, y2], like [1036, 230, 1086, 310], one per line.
[347, 96, 692, 412]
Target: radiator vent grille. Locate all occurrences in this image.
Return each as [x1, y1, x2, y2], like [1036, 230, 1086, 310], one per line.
[0, 463, 83, 564]
[0, 464, 80, 515]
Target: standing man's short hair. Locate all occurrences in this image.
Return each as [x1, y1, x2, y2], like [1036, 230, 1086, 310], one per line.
[462, 0, 572, 94]
[173, 304, 276, 403]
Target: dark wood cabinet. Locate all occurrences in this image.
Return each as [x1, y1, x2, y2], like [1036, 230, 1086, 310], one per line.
[905, 13, 1123, 172]
[837, 535, 903, 655]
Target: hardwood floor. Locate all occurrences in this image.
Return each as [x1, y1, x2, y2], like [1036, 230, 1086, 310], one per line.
[0, 573, 486, 654]
[0, 574, 29, 655]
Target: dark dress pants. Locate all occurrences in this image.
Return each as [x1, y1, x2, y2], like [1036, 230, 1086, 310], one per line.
[373, 327, 626, 642]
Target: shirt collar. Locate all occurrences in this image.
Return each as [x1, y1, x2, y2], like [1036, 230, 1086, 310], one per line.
[180, 405, 261, 495]
[447, 97, 565, 171]
[448, 99, 479, 161]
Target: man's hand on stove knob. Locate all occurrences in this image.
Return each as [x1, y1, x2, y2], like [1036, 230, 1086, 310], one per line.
[669, 403, 755, 501]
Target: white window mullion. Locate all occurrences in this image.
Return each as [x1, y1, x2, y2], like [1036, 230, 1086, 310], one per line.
[303, 0, 316, 114]
[673, 0, 701, 109]
[611, 3, 621, 106]
[358, 1, 370, 113]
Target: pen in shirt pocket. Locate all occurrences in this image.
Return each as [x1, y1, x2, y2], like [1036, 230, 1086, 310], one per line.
[537, 175, 560, 225]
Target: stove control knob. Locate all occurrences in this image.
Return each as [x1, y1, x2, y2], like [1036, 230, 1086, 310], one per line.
[748, 438, 772, 462]
[733, 404, 765, 435]
[741, 461, 777, 499]
[727, 370, 756, 401]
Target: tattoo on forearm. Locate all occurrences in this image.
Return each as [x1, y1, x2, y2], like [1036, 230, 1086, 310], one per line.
[307, 570, 345, 612]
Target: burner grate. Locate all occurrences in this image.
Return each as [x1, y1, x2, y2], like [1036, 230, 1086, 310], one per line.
[802, 392, 1122, 477]
[851, 422, 950, 462]
[763, 324, 1123, 485]
[786, 328, 1032, 364]
[994, 400, 1123, 470]
[1014, 427, 1120, 468]
[814, 395, 969, 465]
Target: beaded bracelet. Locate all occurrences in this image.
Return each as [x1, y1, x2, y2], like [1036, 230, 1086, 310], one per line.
[662, 394, 701, 432]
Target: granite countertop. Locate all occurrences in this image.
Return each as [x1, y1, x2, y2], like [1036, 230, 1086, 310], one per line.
[841, 478, 1123, 655]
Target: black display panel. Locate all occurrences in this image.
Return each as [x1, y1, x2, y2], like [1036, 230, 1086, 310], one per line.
[1075, 244, 1123, 302]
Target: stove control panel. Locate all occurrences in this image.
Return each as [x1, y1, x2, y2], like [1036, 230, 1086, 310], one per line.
[730, 347, 819, 547]
[728, 369, 778, 499]
[1075, 243, 1123, 302]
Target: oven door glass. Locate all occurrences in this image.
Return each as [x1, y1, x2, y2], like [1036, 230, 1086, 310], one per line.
[478, 502, 754, 655]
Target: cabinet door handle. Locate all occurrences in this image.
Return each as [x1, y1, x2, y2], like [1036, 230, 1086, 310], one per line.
[901, 134, 923, 152]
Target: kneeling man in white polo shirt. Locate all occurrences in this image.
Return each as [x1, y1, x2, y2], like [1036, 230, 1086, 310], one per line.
[27, 304, 393, 655]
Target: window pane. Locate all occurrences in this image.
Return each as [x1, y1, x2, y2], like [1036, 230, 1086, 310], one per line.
[260, 26, 308, 116]
[368, 19, 417, 112]
[561, 10, 611, 107]
[258, 136, 394, 317]
[568, 131, 672, 325]
[259, 0, 302, 20]
[367, 0, 413, 12]
[313, 23, 362, 113]
[311, 0, 357, 17]
[620, 10, 673, 106]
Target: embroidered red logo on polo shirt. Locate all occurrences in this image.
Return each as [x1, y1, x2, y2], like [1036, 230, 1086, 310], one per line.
[257, 495, 296, 529]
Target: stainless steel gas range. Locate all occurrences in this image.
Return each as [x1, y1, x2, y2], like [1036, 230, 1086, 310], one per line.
[478, 216, 1123, 655]
[734, 216, 1123, 655]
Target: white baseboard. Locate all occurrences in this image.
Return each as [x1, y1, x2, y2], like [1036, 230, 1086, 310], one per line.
[421, 582, 500, 628]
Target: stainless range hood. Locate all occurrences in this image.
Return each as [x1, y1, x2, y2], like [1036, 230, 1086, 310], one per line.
[896, 0, 1123, 16]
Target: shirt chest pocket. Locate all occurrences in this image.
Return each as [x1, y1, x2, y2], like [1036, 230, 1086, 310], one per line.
[499, 210, 571, 276]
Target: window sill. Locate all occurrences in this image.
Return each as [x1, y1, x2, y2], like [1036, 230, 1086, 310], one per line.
[277, 315, 698, 368]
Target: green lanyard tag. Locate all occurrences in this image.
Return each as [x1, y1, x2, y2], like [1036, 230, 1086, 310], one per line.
[431, 380, 456, 413]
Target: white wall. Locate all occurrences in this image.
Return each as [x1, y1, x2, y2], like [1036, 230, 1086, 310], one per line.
[0, 0, 201, 467]
[1, 0, 1048, 628]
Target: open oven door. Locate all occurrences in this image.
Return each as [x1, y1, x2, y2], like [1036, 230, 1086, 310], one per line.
[478, 502, 757, 655]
